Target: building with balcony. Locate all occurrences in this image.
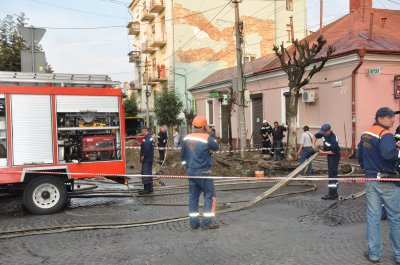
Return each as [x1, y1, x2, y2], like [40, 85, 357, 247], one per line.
[127, 0, 307, 129]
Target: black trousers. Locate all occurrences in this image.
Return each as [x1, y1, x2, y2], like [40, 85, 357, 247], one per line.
[261, 137, 271, 154]
[159, 147, 166, 161]
[327, 155, 340, 195]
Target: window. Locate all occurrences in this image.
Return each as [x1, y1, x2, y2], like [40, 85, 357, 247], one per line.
[207, 100, 214, 125]
[161, 16, 165, 39]
[151, 24, 155, 34]
[286, 24, 291, 43]
[152, 58, 157, 78]
[244, 56, 256, 63]
[0, 95, 7, 166]
[286, 0, 293, 11]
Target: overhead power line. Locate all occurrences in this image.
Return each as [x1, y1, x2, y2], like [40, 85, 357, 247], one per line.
[28, 0, 126, 19]
[41, 25, 126, 30]
[97, 0, 129, 6]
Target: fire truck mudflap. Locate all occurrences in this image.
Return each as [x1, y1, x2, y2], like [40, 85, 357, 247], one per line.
[0, 72, 126, 214]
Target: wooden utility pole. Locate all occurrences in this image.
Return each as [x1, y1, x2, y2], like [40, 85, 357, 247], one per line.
[320, 0, 323, 35]
[145, 57, 150, 127]
[233, 0, 246, 158]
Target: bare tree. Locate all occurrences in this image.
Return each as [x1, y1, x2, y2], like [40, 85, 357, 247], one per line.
[273, 36, 335, 161]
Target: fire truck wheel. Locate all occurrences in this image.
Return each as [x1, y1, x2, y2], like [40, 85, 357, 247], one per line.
[23, 176, 67, 215]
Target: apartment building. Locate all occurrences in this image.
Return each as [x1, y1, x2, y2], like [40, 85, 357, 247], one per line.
[127, 0, 307, 127]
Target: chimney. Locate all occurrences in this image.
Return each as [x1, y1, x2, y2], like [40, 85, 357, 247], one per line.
[368, 12, 374, 40]
[350, 0, 372, 10]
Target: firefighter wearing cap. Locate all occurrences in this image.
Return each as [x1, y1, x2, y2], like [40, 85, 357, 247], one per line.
[139, 127, 155, 195]
[358, 107, 400, 263]
[315, 123, 341, 200]
[181, 116, 220, 229]
[157, 126, 168, 163]
[260, 120, 273, 155]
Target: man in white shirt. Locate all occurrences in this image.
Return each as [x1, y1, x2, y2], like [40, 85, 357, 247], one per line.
[297, 125, 315, 175]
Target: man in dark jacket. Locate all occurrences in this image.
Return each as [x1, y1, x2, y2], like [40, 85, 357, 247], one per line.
[272, 121, 286, 161]
[139, 127, 155, 195]
[260, 120, 273, 155]
[315, 124, 341, 200]
[181, 116, 219, 229]
[358, 107, 400, 264]
[158, 126, 168, 163]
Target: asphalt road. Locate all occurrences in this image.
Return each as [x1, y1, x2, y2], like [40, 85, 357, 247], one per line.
[0, 179, 398, 265]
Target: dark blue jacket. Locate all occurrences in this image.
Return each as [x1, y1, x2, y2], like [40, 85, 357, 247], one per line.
[140, 133, 155, 163]
[358, 124, 400, 179]
[315, 131, 340, 157]
[181, 133, 219, 170]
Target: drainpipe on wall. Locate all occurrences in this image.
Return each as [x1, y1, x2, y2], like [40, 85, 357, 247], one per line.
[349, 47, 365, 158]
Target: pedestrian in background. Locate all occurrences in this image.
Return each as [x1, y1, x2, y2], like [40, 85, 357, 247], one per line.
[358, 107, 400, 264]
[139, 126, 155, 195]
[181, 116, 219, 229]
[260, 120, 273, 155]
[298, 125, 315, 175]
[272, 121, 286, 161]
[314, 124, 340, 200]
[157, 126, 168, 163]
[173, 127, 180, 149]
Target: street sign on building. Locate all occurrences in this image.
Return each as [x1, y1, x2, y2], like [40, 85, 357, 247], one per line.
[208, 92, 221, 98]
[368, 67, 382, 75]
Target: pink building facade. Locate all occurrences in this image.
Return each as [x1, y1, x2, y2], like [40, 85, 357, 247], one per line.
[190, 2, 400, 154]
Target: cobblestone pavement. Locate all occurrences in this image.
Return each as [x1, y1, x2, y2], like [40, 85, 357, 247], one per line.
[0, 179, 398, 265]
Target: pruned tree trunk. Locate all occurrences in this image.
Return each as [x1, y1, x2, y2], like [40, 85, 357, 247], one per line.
[286, 86, 300, 161]
[273, 36, 335, 161]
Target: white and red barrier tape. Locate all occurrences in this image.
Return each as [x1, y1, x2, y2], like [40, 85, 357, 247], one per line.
[126, 146, 286, 153]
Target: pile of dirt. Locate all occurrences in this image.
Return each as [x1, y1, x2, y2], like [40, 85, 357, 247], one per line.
[126, 145, 362, 178]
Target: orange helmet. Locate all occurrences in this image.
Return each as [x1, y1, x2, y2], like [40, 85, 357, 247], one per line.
[192, 116, 207, 128]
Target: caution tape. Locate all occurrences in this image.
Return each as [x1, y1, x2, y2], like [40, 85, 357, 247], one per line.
[125, 146, 286, 153]
[17, 170, 400, 182]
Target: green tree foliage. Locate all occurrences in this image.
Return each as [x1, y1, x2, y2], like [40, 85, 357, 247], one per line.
[273, 36, 335, 161]
[155, 90, 183, 129]
[0, 13, 53, 72]
[124, 94, 138, 117]
[0, 13, 28, 71]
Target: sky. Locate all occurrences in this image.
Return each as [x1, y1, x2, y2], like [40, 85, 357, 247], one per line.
[1, 0, 400, 83]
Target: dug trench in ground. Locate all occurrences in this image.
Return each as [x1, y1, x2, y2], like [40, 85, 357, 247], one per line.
[125, 147, 362, 179]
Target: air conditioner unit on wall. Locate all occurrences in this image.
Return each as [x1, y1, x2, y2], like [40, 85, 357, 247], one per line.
[302, 90, 316, 103]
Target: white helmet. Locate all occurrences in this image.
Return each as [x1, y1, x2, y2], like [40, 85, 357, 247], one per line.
[263, 120, 267, 123]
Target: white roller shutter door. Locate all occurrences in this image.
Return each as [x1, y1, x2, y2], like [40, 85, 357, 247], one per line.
[12, 95, 53, 165]
[56, 96, 119, 112]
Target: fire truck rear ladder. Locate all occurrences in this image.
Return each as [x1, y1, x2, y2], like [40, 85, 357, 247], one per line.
[0, 71, 120, 87]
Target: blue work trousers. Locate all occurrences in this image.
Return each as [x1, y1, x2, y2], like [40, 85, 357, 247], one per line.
[141, 162, 153, 188]
[366, 181, 400, 262]
[327, 155, 340, 195]
[187, 168, 216, 227]
[299, 147, 314, 175]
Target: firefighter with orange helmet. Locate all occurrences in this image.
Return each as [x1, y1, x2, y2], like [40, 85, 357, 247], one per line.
[181, 116, 220, 229]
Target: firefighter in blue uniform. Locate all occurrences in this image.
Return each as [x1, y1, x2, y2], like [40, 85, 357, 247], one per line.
[139, 126, 155, 195]
[315, 124, 341, 200]
[181, 116, 220, 229]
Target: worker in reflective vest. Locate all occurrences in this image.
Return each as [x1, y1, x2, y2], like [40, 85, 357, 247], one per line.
[181, 116, 219, 229]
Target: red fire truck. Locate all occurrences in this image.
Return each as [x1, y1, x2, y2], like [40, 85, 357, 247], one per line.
[0, 72, 126, 214]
